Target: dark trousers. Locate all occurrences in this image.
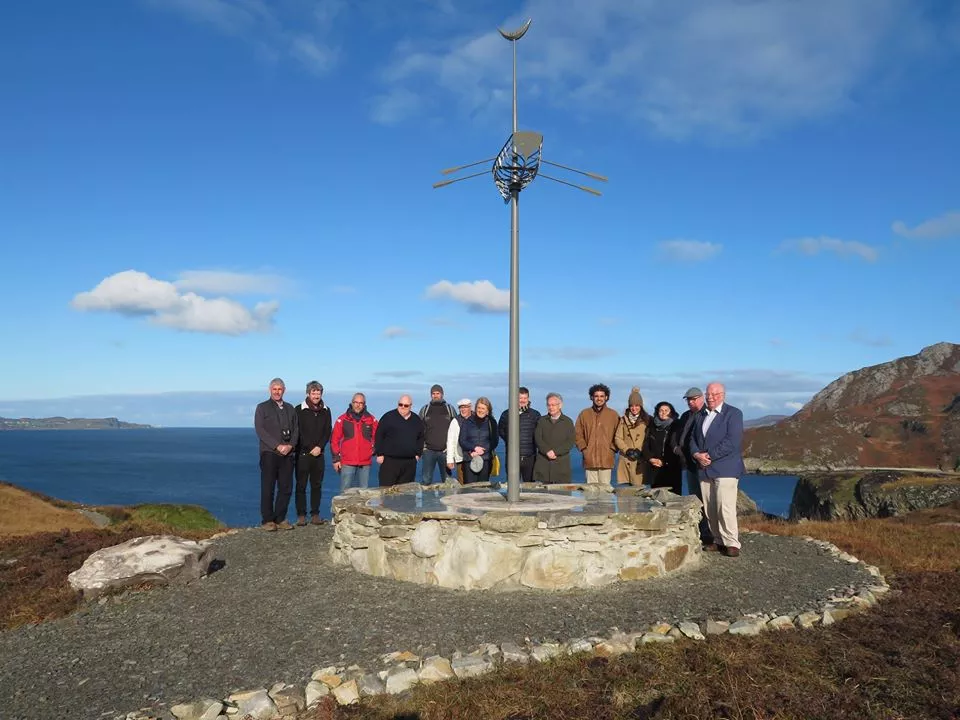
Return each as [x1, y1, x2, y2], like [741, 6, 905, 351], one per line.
[295, 453, 325, 517]
[463, 458, 492, 484]
[379, 456, 417, 487]
[519, 455, 535, 483]
[260, 451, 294, 524]
[686, 467, 713, 544]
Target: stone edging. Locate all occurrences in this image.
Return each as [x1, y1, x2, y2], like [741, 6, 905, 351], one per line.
[115, 530, 890, 720]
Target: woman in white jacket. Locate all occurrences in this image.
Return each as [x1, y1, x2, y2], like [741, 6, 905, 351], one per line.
[446, 398, 473, 484]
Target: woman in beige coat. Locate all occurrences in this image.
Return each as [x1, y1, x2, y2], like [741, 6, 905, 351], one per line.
[614, 387, 651, 486]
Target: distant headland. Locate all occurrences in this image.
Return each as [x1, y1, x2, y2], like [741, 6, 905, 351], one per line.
[0, 416, 153, 430]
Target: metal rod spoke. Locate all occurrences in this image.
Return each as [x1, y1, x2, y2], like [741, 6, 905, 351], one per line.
[541, 159, 608, 182]
[440, 158, 497, 176]
[539, 172, 603, 196]
[432, 170, 490, 189]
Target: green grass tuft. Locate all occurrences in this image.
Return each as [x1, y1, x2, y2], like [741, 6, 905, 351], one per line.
[125, 504, 223, 531]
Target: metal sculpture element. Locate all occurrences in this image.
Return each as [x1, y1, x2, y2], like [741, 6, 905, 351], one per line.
[493, 131, 542, 201]
[433, 19, 607, 504]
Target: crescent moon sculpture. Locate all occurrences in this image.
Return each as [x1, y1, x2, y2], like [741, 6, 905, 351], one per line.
[498, 18, 531, 41]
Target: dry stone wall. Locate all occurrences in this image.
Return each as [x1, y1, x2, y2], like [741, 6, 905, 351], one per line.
[329, 483, 703, 590]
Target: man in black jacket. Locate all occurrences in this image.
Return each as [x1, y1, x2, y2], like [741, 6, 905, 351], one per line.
[674, 387, 712, 545]
[498, 386, 541, 483]
[295, 381, 332, 526]
[375, 394, 425, 487]
[254, 377, 299, 531]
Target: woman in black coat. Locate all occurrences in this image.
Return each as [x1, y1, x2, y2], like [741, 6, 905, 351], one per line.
[642, 401, 683, 495]
[458, 397, 499, 484]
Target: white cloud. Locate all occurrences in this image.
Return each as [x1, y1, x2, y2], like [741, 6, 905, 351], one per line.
[778, 236, 878, 262]
[527, 347, 618, 361]
[174, 270, 290, 295]
[657, 240, 722, 263]
[425, 279, 510, 313]
[373, 0, 945, 139]
[597, 317, 620, 326]
[329, 285, 357, 294]
[382, 326, 410, 338]
[891, 210, 960, 239]
[71, 270, 278, 335]
[145, 0, 341, 75]
[784, 401, 805, 411]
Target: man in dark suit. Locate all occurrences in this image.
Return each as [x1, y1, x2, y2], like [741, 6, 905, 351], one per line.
[674, 387, 712, 545]
[689, 382, 745, 557]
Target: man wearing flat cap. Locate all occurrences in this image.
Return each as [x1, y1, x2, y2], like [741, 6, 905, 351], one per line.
[674, 387, 712, 545]
[418, 384, 456, 486]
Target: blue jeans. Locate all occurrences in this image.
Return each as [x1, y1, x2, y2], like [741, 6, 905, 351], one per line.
[420, 449, 446, 486]
[340, 464, 370, 493]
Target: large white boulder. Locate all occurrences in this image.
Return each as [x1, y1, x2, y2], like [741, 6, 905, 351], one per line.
[68, 534, 215, 599]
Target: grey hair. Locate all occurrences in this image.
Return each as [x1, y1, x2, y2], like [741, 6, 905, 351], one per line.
[305, 380, 324, 394]
[352, 392, 366, 402]
[269, 377, 285, 388]
[546, 392, 563, 403]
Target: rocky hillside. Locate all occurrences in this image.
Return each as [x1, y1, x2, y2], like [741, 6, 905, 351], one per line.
[744, 342, 960, 470]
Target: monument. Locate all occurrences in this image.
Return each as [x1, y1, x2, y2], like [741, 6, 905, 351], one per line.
[329, 21, 704, 591]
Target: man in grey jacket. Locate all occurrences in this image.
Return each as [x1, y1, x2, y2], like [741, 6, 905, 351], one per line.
[254, 377, 299, 531]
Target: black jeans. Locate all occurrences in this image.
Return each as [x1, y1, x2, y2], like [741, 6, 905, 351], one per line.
[379, 456, 417, 487]
[519, 455, 535, 483]
[463, 457, 492, 484]
[295, 453, 325, 517]
[260, 451, 295, 524]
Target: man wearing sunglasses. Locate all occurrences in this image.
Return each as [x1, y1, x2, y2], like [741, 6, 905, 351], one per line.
[374, 394, 425, 487]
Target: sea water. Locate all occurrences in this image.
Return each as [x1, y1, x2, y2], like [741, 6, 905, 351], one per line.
[0, 428, 798, 527]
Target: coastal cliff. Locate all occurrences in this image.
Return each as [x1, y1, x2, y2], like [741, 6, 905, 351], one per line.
[0, 417, 152, 430]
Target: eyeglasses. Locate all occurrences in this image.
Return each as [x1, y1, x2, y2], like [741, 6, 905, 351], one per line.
[398, 403, 411, 408]
[706, 393, 723, 398]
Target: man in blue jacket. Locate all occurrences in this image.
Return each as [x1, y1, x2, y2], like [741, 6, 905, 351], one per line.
[689, 382, 745, 557]
[498, 386, 541, 483]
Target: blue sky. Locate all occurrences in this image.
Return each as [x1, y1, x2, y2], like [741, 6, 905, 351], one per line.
[1, 0, 958, 427]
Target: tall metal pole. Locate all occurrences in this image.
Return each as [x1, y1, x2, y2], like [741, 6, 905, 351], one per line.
[506, 30, 521, 504]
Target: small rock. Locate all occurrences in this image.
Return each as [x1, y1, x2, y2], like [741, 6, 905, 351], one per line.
[418, 655, 454, 684]
[678, 621, 705, 640]
[225, 689, 277, 720]
[385, 667, 419, 694]
[795, 611, 820, 629]
[565, 638, 594, 655]
[767, 615, 795, 631]
[304, 681, 329, 707]
[705, 620, 729, 635]
[268, 683, 305, 716]
[358, 673, 385, 696]
[332, 680, 360, 706]
[728, 618, 765, 636]
[500, 641, 529, 664]
[529, 643, 562, 662]
[170, 699, 223, 720]
[451, 655, 494, 679]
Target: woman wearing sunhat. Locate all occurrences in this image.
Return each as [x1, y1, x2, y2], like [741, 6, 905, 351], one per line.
[458, 397, 499, 484]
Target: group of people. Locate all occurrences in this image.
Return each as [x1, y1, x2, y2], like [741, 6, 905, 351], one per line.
[254, 378, 745, 557]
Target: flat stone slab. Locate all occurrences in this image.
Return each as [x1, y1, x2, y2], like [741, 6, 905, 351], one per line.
[67, 535, 214, 599]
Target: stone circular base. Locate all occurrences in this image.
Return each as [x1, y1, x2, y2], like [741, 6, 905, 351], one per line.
[330, 482, 703, 590]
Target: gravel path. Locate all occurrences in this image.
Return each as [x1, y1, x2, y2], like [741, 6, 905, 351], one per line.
[0, 527, 875, 720]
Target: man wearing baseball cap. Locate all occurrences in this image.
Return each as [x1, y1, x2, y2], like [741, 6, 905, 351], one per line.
[446, 398, 473, 483]
[674, 387, 713, 546]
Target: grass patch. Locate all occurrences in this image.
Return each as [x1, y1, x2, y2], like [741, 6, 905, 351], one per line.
[878, 475, 960, 490]
[123, 504, 223, 531]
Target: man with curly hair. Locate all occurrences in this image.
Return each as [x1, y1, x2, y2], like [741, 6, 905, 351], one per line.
[574, 383, 620, 485]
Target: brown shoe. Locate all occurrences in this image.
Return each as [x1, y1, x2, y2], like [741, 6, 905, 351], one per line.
[723, 546, 741, 557]
[296, 516, 307, 526]
[276, 520, 294, 531]
[261, 521, 277, 532]
[702, 543, 720, 552]
[311, 516, 325, 525]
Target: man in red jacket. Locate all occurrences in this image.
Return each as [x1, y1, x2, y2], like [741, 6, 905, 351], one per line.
[331, 393, 378, 492]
